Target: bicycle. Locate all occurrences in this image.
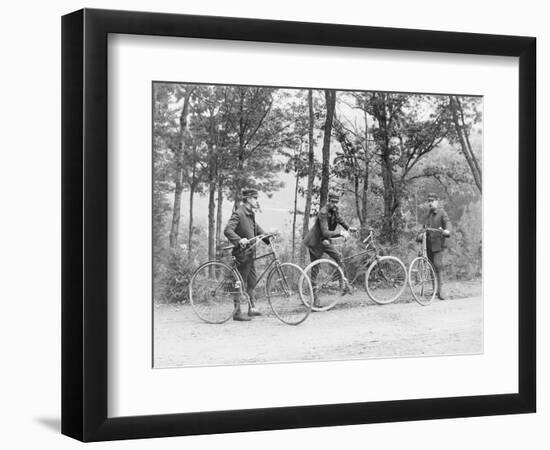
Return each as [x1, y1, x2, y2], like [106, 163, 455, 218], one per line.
[302, 228, 408, 311]
[408, 227, 444, 306]
[188, 233, 313, 325]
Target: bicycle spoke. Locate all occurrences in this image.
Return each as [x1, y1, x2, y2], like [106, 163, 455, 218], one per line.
[365, 256, 407, 304]
[304, 259, 343, 311]
[267, 263, 313, 325]
[189, 262, 238, 323]
[408, 257, 436, 306]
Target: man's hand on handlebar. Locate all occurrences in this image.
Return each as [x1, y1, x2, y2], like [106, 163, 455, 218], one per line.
[239, 233, 274, 248]
[423, 227, 451, 237]
[432, 227, 451, 237]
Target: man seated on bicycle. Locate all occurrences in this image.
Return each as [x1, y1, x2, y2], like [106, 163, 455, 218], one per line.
[224, 188, 270, 321]
[303, 191, 356, 307]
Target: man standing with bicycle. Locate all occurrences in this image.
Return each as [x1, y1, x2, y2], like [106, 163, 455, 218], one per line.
[304, 191, 356, 307]
[224, 188, 269, 321]
[423, 192, 452, 300]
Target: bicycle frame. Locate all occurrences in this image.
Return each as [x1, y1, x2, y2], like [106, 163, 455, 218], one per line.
[306, 229, 408, 307]
[190, 233, 313, 325]
[335, 232, 378, 284]
[226, 235, 284, 293]
[420, 232, 428, 258]
[419, 227, 445, 258]
[408, 227, 442, 305]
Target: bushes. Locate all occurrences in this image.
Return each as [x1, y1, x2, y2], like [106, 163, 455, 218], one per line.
[153, 221, 210, 304]
[152, 200, 482, 305]
[333, 199, 481, 283]
[446, 201, 482, 280]
[154, 247, 196, 304]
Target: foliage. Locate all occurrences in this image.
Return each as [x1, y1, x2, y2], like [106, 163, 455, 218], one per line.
[152, 84, 483, 303]
[153, 221, 209, 304]
[447, 201, 483, 279]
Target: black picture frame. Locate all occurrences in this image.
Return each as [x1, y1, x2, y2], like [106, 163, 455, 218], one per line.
[61, 8, 536, 442]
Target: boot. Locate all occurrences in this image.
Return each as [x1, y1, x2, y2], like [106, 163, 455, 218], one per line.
[233, 299, 252, 321]
[341, 279, 353, 296]
[248, 298, 262, 317]
[436, 271, 446, 300]
[313, 292, 322, 309]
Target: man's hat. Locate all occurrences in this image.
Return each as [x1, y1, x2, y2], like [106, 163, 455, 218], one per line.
[241, 188, 259, 199]
[427, 192, 439, 200]
[328, 191, 340, 202]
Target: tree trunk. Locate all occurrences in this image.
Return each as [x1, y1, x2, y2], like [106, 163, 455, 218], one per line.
[187, 179, 195, 257]
[381, 158, 396, 243]
[301, 89, 316, 265]
[207, 107, 217, 263]
[361, 164, 369, 238]
[320, 90, 336, 206]
[381, 164, 400, 244]
[168, 88, 193, 248]
[360, 110, 369, 238]
[378, 95, 399, 244]
[233, 137, 245, 210]
[353, 172, 362, 226]
[169, 169, 184, 248]
[216, 179, 224, 249]
[454, 96, 482, 191]
[208, 169, 216, 263]
[449, 96, 482, 192]
[292, 168, 300, 260]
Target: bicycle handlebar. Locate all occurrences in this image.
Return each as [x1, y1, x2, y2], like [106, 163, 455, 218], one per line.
[363, 228, 375, 244]
[247, 233, 275, 243]
[329, 227, 374, 246]
[219, 233, 276, 253]
[238, 233, 275, 250]
[424, 227, 444, 233]
[423, 227, 451, 236]
[330, 228, 357, 241]
[419, 227, 450, 241]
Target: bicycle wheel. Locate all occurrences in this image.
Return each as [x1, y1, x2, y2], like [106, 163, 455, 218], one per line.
[303, 259, 345, 311]
[266, 263, 313, 325]
[188, 261, 240, 324]
[408, 256, 437, 306]
[365, 256, 407, 304]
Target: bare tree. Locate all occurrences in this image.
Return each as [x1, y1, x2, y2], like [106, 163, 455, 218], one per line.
[320, 90, 336, 206]
[449, 95, 482, 193]
[300, 90, 318, 264]
[169, 87, 194, 248]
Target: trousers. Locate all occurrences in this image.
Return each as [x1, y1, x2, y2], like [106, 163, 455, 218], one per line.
[427, 247, 444, 294]
[235, 253, 258, 301]
[308, 244, 342, 287]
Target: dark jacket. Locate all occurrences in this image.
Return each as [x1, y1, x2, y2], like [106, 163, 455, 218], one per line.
[424, 208, 451, 252]
[224, 205, 266, 256]
[303, 205, 349, 250]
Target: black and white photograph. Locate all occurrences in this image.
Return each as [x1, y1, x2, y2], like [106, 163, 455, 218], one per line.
[152, 83, 483, 368]
[1, 0, 544, 447]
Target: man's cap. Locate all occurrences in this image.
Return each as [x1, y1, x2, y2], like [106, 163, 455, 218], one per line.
[241, 188, 259, 199]
[328, 191, 340, 202]
[427, 192, 439, 200]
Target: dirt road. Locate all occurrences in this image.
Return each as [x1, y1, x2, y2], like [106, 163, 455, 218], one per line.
[153, 291, 483, 368]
